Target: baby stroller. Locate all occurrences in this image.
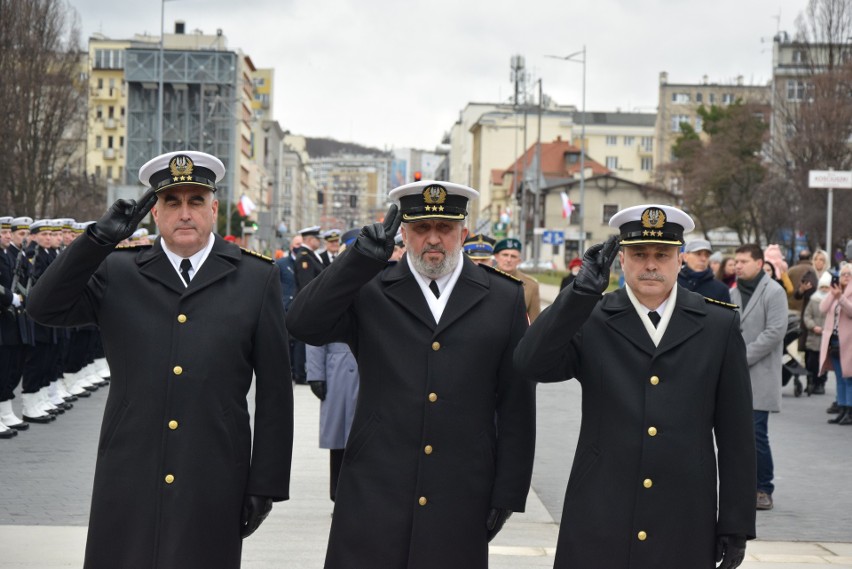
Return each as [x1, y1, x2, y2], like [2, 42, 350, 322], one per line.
[781, 312, 813, 397]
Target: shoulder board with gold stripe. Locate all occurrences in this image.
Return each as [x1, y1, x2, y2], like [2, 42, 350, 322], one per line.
[115, 244, 152, 250]
[481, 264, 522, 283]
[299, 250, 310, 256]
[704, 297, 738, 310]
[240, 247, 273, 263]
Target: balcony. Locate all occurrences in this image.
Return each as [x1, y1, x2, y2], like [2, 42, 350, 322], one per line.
[104, 118, 116, 130]
[103, 148, 116, 160]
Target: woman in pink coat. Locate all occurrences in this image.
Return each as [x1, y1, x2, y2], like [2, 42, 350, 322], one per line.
[820, 265, 852, 424]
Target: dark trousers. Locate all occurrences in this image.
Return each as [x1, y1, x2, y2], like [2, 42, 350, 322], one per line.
[754, 410, 774, 495]
[330, 449, 344, 502]
[291, 339, 306, 383]
[805, 349, 827, 386]
[21, 343, 58, 393]
[0, 345, 24, 401]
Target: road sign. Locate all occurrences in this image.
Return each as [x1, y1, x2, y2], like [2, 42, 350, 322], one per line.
[808, 170, 852, 189]
[542, 230, 565, 245]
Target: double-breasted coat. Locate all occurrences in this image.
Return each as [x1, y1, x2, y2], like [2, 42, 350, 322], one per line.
[287, 248, 536, 569]
[294, 245, 325, 292]
[306, 342, 359, 449]
[514, 285, 756, 569]
[27, 234, 294, 569]
[730, 275, 788, 412]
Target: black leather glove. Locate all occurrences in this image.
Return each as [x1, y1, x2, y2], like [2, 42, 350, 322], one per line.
[715, 534, 747, 569]
[354, 204, 402, 262]
[485, 508, 512, 542]
[240, 494, 273, 539]
[89, 187, 158, 245]
[573, 234, 620, 295]
[308, 380, 327, 401]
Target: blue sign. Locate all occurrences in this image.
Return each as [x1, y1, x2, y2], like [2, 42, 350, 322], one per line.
[542, 230, 565, 245]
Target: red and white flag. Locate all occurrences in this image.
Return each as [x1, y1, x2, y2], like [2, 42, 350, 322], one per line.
[237, 194, 256, 217]
[560, 192, 574, 221]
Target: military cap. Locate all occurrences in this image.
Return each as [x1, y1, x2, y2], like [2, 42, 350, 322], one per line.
[298, 225, 321, 238]
[11, 217, 32, 231]
[29, 219, 51, 234]
[341, 228, 359, 248]
[138, 150, 225, 194]
[0, 217, 12, 230]
[494, 237, 522, 254]
[608, 204, 695, 247]
[322, 229, 341, 242]
[130, 228, 149, 241]
[464, 234, 495, 259]
[57, 218, 75, 230]
[388, 180, 478, 222]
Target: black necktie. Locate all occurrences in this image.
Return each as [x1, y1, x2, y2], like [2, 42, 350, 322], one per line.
[648, 311, 661, 328]
[180, 258, 192, 286]
[429, 280, 440, 298]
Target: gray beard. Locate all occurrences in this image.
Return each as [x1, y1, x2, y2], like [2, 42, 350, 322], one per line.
[409, 246, 462, 280]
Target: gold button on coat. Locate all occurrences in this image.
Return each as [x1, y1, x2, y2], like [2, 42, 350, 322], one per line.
[165, 474, 175, 484]
[168, 420, 178, 430]
[424, 445, 433, 455]
[647, 426, 657, 436]
[177, 314, 187, 323]
[418, 497, 427, 506]
[643, 478, 653, 488]
[428, 393, 438, 402]
[431, 342, 440, 351]
[173, 366, 183, 375]
[637, 531, 647, 541]
[650, 376, 659, 385]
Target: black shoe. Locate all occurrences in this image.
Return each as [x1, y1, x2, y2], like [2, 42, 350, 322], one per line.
[827, 401, 841, 414]
[829, 407, 848, 424]
[0, 428, 17, 438]
[23, 414, 54, 424]
[813, 384, 826, 395]
[7, 422, 28, 431]
[63, 395, 78, 402]
[839, 412, 852, 425]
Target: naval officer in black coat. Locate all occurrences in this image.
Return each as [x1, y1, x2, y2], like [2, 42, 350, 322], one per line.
[27, 150, 293, 569]
[287, 180, 536, 569]
[514, 204, 755, 569]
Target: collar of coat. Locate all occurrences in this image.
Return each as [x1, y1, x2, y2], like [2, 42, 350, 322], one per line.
[377, 253, 491, 333]
[134, 234, 243, 297]
[597, 285, 711, 357]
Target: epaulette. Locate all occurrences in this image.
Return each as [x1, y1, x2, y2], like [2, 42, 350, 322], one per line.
[240, 247, 273, 263]
[480, 264, 522, 283]
[704, 297, 738, 310]
[115, 243, 152, 250]
[299, 250, 310, 256]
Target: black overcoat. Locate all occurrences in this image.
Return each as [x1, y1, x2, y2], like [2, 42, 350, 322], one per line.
[514, 285, 756, 569]
[293, 245, 324, 291]
[287, 248, 536, 569]
[27, 234, 294, 569]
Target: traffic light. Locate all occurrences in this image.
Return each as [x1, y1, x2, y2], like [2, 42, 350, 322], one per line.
[413, 171, 422, 182]
[317, 191, 324, 205]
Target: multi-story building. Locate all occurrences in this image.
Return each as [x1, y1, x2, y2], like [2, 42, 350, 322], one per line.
[390, 147, 447, 187]
[282, 134, 316, 235]
[308, 155, 392, 232]
[573, 112, 656, 185]
[251, 68, 274, 122]
[655, 72, 771, 172]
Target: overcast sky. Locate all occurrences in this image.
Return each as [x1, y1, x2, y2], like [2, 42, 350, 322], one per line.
[69, 0, 802, 151]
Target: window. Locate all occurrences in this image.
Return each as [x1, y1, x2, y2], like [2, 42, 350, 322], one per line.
[96, 106, 102, 120]
[722, 93, 735, 104]
[792, 50, 804, 63]
[695, 92, 703, 103]
[787, 80, 805, 101]
[709, 93, 716, 104]
[108, 106, 114, 118]
[107, 166, 113, 180]
[605, 156, 619, 169]
[97, 78, 103, 89]
[623, 136, 635, 146]
[93, 49, 124, 70]
[95, 135, 102, 149]
[670, 115, 690, 132]
[602, 204, 619, 223]
[641, 157, 653, 171]
[606, 135, 617, 146]
[95, 165, 102, 178]
[119, 136, 124, 147]
[641, 136, 654, 151]
[695, 116, 703, 132]
[107, 136, 114, 148]
[569, 204, 582, 225]
[672, 93, 690, 104]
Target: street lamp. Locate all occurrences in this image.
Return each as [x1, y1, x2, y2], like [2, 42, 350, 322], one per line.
[546, 46, 587, 254]
[158, 0, 179, 154]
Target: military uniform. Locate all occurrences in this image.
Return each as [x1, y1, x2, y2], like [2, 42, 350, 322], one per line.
[27, 151, 294, 569]
[494, 238, 541, 322]
[514, 205, 755, 569]
[287, 180, 535, 569]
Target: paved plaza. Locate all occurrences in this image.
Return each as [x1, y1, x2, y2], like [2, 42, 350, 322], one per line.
[0, 283, 851, 567]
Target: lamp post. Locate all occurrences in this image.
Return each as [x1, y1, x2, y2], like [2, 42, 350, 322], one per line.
[546, 46, 587, 255]
[158, 0, 180, 155]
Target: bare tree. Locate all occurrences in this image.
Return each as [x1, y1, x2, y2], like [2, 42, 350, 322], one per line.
[0, 0, 90, 218]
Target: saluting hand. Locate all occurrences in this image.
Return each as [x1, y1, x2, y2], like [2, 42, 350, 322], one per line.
[354, 204, 402, 262]
[89, 187, 158, 245]
[573, 235, 620, 295]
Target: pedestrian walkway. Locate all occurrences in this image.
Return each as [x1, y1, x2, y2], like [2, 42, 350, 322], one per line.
[0, 339, 851, 566]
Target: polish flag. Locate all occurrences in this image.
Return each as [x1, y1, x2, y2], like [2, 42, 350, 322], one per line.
[560, 192, 574, 220]
[237, 194, 256, 217]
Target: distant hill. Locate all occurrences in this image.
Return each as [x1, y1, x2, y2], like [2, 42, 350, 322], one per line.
[304, 137, 390, 158]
